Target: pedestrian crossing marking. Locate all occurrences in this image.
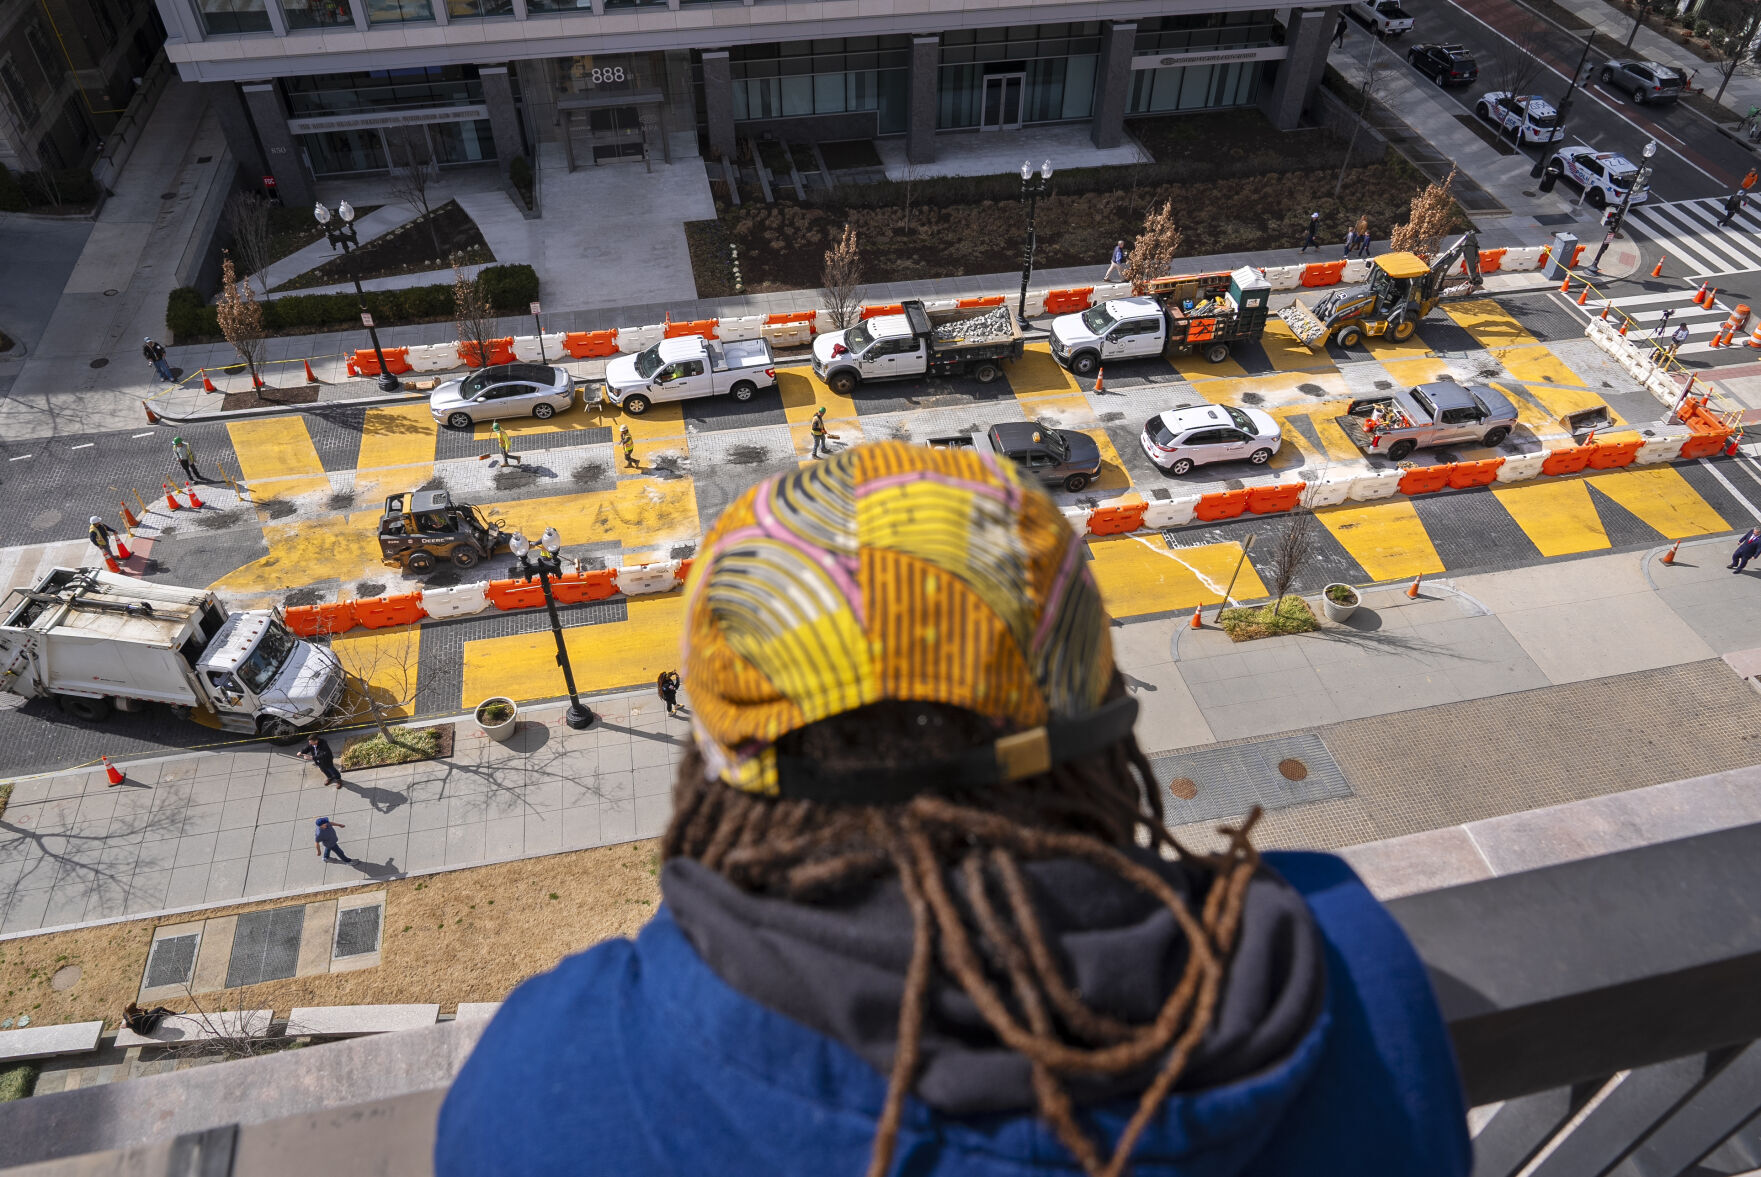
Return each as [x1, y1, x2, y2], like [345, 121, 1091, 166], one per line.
[1362, 332, 1435, 362]
[1266, 406, 1325, 472]
[461, 592, 687, 706]
[1316, 499, 1445, 581]
[354, 405, 438, 503]
[1086, 535, 1267, 620]
[1377, 356, 1457, 388]
[1492, 479, 1609, 557]
[1445, 300, 1533, 348]
[1169, 350, 1251, 382]
[331, 626, 420, 719]
[778, 369, 859, 425]
[1590, 466, 1729, 538]
[1074, 428, 1135, 492]
[226, 417, 330, 503]
[1623, 198, 1761, 278]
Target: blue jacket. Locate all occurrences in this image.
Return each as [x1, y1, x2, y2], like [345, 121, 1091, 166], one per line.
[437, 851, 1470, 1176]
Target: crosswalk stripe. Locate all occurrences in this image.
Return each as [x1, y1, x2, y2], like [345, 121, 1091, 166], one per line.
[1625, 198, 1761, 277]
[1627, 208, 1733, 276]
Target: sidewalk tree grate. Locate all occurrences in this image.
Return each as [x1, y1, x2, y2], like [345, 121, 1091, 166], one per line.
[143, 934, 200, 990]
[1149, 733, 1351, 825]
[225, 906, 305, 989]
[333, 904, 382, 958]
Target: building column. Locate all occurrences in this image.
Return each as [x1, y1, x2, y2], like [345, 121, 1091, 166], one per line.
[701, 51, 735, 162]
[478, 66, 525, 171]
[1090, 20, 1136, 149]
[908, 34, 937, 165]
[1260, 6, 1337, 130]
[207, 81, 267, 180]
[240, 82, 314, 207]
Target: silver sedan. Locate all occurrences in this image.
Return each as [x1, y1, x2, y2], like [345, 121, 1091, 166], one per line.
[429, 363, 575, 429]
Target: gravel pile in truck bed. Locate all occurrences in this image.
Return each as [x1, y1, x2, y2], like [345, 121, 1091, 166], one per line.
[934, 307, 1013, 344]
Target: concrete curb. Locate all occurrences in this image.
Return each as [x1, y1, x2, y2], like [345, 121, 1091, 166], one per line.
[150, 388, 434, 425]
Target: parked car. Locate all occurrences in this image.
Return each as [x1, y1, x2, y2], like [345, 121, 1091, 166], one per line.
[1554, 146, 1651, 210]
[1351, 0, 1413, 36]
[1139, 403, 1282, 476]
[429, 363, 576, 430]
[1336, 379, 1518, 461]
[1598, 58, 1685, 103]
[924, 422, 1103, 493]
[1407, 43, 1478, 86]
[1475, 92, 1564, 144]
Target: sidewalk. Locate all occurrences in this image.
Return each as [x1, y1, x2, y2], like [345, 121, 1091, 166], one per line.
[5, 536, 1760, 937]
[1550, 0, 1761, 120]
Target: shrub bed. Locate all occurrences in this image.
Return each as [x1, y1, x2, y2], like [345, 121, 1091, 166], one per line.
[1218, 596, 1320, 642]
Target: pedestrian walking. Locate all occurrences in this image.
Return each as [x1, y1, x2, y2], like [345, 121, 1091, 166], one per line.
[142, 337, 173, 383]
[296, 733, 345, 788]
[492, 420, 520, 466]
[171, 436, 205, 483]
[1298, 212, 1321, 253]
[314, 817, 351, 863]
[656, 669, 683, 716]
[1732, 527, 1761, 572]
[619, 423, 638, 469]
[1718, 190, 1748, 227]
[809, 406, 839, 458]
[88, 516, 119, 557]
[1334, 12, 1348, 45]
[1351, 216, 1372, 258]
[1103, 240, 1127, 281]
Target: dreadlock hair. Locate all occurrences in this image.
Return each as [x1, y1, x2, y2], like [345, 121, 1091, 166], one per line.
[661, 676, 1264, 1177]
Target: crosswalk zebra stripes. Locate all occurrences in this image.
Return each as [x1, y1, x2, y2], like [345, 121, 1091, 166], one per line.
[1567, 288, 1747, 358]
[1623, 197, 1761, 279]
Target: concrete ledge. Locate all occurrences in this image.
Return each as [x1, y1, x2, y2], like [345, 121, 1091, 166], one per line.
[287, 1004, 439, 1037]
[452, 1002, 502, 1022]
[114, 1009, 272, 1049]
[0, 1021, 104, 1063]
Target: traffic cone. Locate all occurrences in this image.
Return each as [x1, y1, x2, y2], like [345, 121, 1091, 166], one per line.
[304, 358, 318, 383]
[184, 481, 204, 509]
[120, 501, 138, 529]
[1694, 282, 1710, 307]
[1576, 285, 1589, 306]
[1662, 539, 1681, 565]
[1651, 256, 1665, 278]
[1600, 301, 1611, 321]
[1406, 574, 1422, 599]
[252, 373, 266, 389]
[1093, 366, 1104, 393]
[1189, 605, 1202, 630]
[1745, 322, 1761, 348]
[201, 370, 217, 392]
[163, 482, 182, 510]
[142, 401, 159, 424]
[114, 537, 132, 560]
[1727, 436, 1742, 457]
[1559, 276, 1572, 294]
[1619, 320, 1630, 336]
[103, 553, 120, 573]
[103, 756, 124, 787]
[1707, 288, 1721, 311]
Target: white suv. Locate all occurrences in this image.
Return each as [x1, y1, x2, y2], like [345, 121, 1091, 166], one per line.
[1554, 146, 1650, 210]
[1140, 404, 1282, 475]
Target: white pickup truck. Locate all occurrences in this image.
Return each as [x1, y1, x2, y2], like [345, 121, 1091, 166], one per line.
[1353, 0, 1413, 36]
[0, 567, 346, 739]
[602, 336, 777, 416]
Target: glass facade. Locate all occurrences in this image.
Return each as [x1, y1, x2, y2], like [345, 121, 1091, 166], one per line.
[24, 19, 65, 83]
[1133, 12, 1279, 54]
[361, 0, 433, 23]
[1128, 60, 1262, 113]
[937, 24, 1099, 129]
[431, 118, 496, 163]
[192, 0, 271, 35]
[284, 66, 483, 117]
[299, 119, 496, 174]
[446, 0, 513, 17]
[280, 0, 353, 29]
[730, 38, 910, 133]
[299, 127, 388, 173]
[525, 0, 590, 10]
[0, 58, 38, 124]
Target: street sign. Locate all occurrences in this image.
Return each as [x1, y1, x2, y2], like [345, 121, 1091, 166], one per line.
[530, 302, 542, 316]
[361, 312, 374, 327]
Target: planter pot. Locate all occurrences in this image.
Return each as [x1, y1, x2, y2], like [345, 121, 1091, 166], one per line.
[475, 697, 518, 742]
[1321, 585, 1360, 623]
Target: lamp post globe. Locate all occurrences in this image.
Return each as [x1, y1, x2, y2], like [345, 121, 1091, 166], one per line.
[510, 528, 596, 730]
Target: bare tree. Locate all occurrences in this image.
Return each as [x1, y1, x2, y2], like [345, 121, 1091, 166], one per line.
[1699, 0, 1761, 102]
[225, 191, 274, 297]
[389, 143, 444, 265]
[333, 629, 421, 747]
[900, 158, 917, 232]
[215, 251, 266, 389]
[150, 987, 278, 1063]
[1265, 512, 1318, 608]
[1488, 20, 1552, 98]
[822, 223, 863, 330]
[1123, 200, 1184, 290]
[1389, 166, 1459, 256]
[452, 253, 496, 367]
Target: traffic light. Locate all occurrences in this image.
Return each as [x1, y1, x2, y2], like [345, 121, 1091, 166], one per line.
[1602, 208, 1619, 229]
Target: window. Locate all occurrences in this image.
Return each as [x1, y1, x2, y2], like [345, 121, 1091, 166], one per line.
[284, 67, 483, 117]
[24, 20, 64, 84]
[298, 127, 390, 174]
[431, 119, 495, 164]
[1128, 60, 1261, 114]
[1133, 12, 1276, 55]
[446, 0, 513, 18]
[362, 0, 433, 24]
[281, 0, 354, 30]
[730, 38, 910, 124]
[1186, 429, 1225, 446]
[192, 0, 271, 34]
[0, 58, 36, 124]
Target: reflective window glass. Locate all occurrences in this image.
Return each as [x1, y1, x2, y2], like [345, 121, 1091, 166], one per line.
[193, 0, 271, 35]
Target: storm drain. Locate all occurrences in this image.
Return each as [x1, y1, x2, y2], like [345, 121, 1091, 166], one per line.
[333, 905, 382, 958]
[1149, 733, 1351, 825]
[143, 934, 200, 990]
[225, 906, 305, 989]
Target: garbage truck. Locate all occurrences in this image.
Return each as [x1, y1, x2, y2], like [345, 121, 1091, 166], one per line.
[0, 567, 347, 740]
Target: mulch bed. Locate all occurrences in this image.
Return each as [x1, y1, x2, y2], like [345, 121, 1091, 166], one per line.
[220, 385, 320, 411]
[339, 722, 454, 768]
[277, 200, 493, 291]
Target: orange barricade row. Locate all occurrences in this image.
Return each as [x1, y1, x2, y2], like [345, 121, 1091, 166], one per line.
[484, 578, 546, 611]
[1680, 434, 1731, 460]
[665, 318, 719, 340]
[1398, 466, 1452, 496]
[1478, 249, 1506, 274]
[354, 592, 424, 629]
[1194, 489, 1250, 522]
[957, 296, 1005, 309]
[549, 570, 619, 604]
[1586, 439, 1641, 469]
[460, 338, 516, 368]
[347, 347, 412, 377]
[1246, 483, 1303, 515]
[765, 311, 817, 326]
[1043, 288, 1095, 314]
[1540, 446, 1592, 477]
[674, 559, 692, 583]
[861, 304, 905, 319]
[1300, 261, 1346, 287]
[283, 604, 325, 637]
[1447, 458, 1504, 489]
[563, 330, 619, 359]
[1087, 503, 1147, 536]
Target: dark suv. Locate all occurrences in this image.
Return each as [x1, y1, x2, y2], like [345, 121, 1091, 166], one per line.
[1407, 43, 1478, 86]
[1598, 58, 1685, 103]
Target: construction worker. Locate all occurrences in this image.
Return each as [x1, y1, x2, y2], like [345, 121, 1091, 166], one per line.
[491, 421, 520, 466]
[171, 436, 204, 482]
[88, 516, 119, 557]
[620, 423, 638, 469]
[809, 407, 836, 459]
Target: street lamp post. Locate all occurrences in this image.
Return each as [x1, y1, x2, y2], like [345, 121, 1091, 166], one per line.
[313, 200, 401, 393]
[1531, 29, 1599, 179]
[509, 528, 596, 730]
[1609, 138, 1658, 237]
[1016, 159, 1054, 329]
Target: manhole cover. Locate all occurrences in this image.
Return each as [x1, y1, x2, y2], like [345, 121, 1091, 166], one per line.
[334, 904, 382, 958]
[1278, 758, 1309, 782]
[89, 357, 108, 368]
[1168, 777, 1199, 800]
[49, 965, 81, 991]
[144, 934, 199, 989]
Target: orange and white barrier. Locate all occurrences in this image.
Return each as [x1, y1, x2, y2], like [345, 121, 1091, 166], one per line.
[1141, 497, 1200, 530]
[617, 325, 663, 354]
[511, 334, 568, 364]
[418, 583, 488, 618]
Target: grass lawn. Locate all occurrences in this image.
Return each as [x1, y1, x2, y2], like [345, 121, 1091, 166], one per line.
[276, 200, 493, 290]
[1219, 595, 1321, 642]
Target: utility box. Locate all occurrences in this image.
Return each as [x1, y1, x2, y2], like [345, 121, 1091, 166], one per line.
[1542, 230, 1577, 280]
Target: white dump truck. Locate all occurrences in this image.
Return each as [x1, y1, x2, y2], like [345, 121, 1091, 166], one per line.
[0, 568, 346, 740]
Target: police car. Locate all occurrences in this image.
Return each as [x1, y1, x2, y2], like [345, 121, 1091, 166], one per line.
[1554, 146, 1650, 210]
[1474, 92, 1565, 144]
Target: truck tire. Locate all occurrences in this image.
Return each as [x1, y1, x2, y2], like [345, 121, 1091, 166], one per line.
[1204, 342, 1231, 364]
[1335, 324, 1364, 348]
[452, 547, 480, 570]
[406, 551, 436, 574]
[1062, 473, 1090, 493]
[622, 394, 651, 415]
[730, 381, 756, 402]
[1482, 426, 1510, 447]
[1070, 351, 1099, 377]
[533, 402, 556, 419]
[972, 362, 1000, 384]
[257, 716, 303, 744]
[56, 694, 111, 722]
[447, 411, 473, 430]
[1387, 439, 1417, 461]
[829, 371, 858, 396]
[1390, 316, 1416, 341]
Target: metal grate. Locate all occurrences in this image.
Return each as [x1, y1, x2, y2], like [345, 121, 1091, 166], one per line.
[144, 933, 200, 989]
[1149, 733, 1351, 825]
[225, 906, 306, 989]
[333, 904, 382, 958]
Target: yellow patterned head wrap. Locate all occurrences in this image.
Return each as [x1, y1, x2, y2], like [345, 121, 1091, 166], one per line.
[682, 439, 1114, 795]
